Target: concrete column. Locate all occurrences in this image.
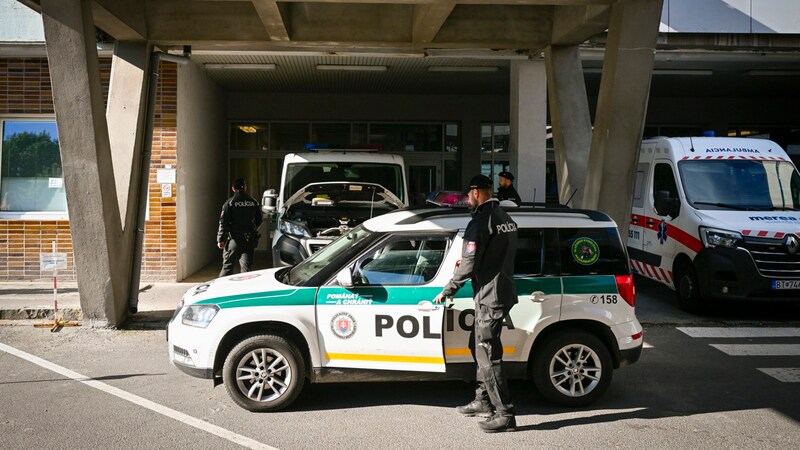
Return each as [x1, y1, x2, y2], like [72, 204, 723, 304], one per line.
[546, 45, 592, 208]
[583, 0, 663, 235]
[41, 0, 131, 327]
[510, 60, 547, 204]
[108, 41, 151, 228]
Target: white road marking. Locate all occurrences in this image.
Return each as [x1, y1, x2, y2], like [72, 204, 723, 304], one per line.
[709, 344, 800, 356]
[677, 327, 800, 338]
[758, 368, 800, 383]
[0, 342, 277, 450]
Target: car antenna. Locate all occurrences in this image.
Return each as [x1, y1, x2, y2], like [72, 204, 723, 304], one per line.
[369, 186, 376, 218]
[689, 136, 695, 153]
[565, 188, 578, 207]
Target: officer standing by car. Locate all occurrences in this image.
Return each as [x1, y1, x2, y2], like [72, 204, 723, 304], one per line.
[217, 178, 263, 277]
[496, 171, 522, 205]
[433, 174, 518, 433]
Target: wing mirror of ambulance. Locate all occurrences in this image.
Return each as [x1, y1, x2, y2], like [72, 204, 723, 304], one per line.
[335, 267, 354, 288]
[262, 189, 277, 215]
[654, 190, 681, 219]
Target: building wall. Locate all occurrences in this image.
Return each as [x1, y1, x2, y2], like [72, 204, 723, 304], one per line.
[0, 57, 178, 281]
[176, 61, 227, 281]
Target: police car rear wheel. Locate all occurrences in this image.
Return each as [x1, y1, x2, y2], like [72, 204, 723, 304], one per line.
[223, 334, 305, 412]
[532, 330, 612, 407]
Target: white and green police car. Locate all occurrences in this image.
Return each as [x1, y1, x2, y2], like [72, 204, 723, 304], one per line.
[168, 206, 643, 412]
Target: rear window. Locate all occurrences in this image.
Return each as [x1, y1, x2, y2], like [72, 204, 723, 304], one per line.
[514, 228, 544, 277]
[557, 227, 629, 276]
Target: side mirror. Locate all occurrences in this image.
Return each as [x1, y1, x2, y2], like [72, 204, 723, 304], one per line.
[654, 190, 680, 218]
[335, 268, 353, 288]
[262, 189, 277, 214]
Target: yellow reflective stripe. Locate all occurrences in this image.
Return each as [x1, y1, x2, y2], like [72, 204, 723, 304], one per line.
[444, 347, 516, 356]
[326, 353, 444, 364]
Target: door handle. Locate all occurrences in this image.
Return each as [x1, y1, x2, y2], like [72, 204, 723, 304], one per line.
[417, 301, 441, 312]
[530, 291, 545, 303]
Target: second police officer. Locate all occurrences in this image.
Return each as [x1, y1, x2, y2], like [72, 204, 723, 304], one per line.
[217, 178, 263, 277]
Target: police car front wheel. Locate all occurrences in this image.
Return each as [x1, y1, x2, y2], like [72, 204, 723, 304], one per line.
[223, 334, 305, 412]
[532, 330, 613, 407]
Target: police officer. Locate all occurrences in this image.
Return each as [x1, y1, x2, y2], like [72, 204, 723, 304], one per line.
[433, 174, 518, 433]
[217, 178, 263, 277]
[496, 171, 522, 205]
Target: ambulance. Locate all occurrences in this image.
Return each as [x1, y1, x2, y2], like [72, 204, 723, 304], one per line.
[627, 136, 800, 311]
[168, 206, 643, 412]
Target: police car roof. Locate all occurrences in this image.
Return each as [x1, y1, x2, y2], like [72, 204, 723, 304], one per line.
[362, 206, 616, 233]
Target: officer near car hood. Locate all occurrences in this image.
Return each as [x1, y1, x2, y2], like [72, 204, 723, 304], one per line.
[433, 174, 519, 433]
[217, 178, 263, 277]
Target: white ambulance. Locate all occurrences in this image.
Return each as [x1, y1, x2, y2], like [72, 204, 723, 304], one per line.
[168, 206, 642, 412]
[628, 136, 800, 311]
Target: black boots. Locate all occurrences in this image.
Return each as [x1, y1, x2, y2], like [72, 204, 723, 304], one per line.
[455, 399, 494, 417]
[477, 414, 517, 433]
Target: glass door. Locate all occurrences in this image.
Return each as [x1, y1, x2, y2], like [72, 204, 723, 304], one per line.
[407, 161, 442, 207]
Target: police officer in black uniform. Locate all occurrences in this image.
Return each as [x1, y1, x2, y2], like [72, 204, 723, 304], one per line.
[217, 178, 263, 277]
[496, 171, 522, 205]
[433, 174, 518, 433]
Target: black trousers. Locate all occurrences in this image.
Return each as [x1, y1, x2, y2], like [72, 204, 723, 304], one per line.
[219, 237, 255, 277]
[468, 302, 515, 416]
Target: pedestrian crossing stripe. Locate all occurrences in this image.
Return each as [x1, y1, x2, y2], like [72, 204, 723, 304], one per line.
[677, 327, 800, 383]
[677, 327, 800, 338]
[709, 344, 800, 356]
[757, 368, 800, 383]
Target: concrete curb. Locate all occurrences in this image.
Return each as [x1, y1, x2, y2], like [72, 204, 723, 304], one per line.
[0, 307, 82, 321]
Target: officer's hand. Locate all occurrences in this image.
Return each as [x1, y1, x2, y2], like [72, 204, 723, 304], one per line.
[433, 292, 446, 304]
[217, 242, 224, 250]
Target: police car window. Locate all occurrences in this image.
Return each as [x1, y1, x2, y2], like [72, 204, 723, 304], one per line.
[557, 228, 629, 276]
[353, 236, 450, 286]
[514, 229, 544, 277]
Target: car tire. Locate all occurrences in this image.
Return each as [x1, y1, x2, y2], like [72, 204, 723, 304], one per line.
[223, 334, 305, 412]
[675, 263, 703, 313]
[532, 329, 613, 407]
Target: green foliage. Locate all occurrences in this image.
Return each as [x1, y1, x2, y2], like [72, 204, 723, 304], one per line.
[2, 131, 61, 178]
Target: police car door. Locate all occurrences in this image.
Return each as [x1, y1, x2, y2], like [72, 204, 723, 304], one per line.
[316, 234, 449, 372]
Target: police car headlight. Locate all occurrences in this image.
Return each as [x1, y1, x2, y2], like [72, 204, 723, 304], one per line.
[280, 219, 311, 237]
[701, 227, 742, 249]
[181, 304, 220, 328]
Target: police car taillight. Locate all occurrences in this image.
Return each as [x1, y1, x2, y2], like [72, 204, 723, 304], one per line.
[615, 274, 635, 307]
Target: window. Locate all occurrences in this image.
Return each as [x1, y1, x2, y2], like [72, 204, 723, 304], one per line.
[652, 163, 678, 215]
[632, 163, 650, 208]
[558, 228, 629, 276]
[354, 236, 450, 286]
[514, 228, 544, 277]
[1, 119, 66, 212]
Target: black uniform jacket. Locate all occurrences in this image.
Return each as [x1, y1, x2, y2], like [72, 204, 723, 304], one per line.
[217, 191, 263, 243]
[442, 199, 519, 310]
[496, 185, 522, 205]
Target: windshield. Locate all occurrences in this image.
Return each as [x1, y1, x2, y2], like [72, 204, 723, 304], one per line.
[678, 160, 800, 211]
[285, 162, 405, 203]
[285, 225, 375, 285]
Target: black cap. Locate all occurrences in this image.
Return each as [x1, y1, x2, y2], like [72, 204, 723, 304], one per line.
[232, 178, 246, 190]
[465, 174, 492, 193]
[499, 171, 515, 181]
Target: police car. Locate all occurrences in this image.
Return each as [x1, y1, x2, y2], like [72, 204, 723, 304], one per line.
[168, 206, 643, 412]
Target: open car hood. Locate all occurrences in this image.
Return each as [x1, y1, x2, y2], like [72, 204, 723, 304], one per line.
[283, 182, 405, 210]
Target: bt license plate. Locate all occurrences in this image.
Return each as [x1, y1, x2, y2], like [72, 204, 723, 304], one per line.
[772, 280, 800, 290]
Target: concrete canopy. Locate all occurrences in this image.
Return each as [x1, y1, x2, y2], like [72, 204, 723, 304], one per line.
[18, 0, 614, 53]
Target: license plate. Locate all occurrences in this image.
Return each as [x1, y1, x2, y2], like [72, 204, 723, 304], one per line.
[772, 280, 800, 290]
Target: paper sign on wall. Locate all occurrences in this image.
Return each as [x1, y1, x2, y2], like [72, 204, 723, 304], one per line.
[161, 183, 172, 198]
[157, 169, 176, 184]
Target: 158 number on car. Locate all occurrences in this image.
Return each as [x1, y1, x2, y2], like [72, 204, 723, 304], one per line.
[590, 294, 618, 304]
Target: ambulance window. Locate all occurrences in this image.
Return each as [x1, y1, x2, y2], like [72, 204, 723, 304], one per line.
[353, 236, 450, 286]
[514, 229, 544, 277]
[632, 163, 649, 208]
[557, 228, 629, 276]
[652, 163, 678, 215]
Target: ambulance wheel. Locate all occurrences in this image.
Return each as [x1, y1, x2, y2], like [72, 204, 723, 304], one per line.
[532, 329, 612, 407]
[223, 334, 305, 412]
[675, 263, 702, 313]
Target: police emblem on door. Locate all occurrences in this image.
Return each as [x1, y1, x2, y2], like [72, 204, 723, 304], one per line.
[331, 312, 357, 339]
